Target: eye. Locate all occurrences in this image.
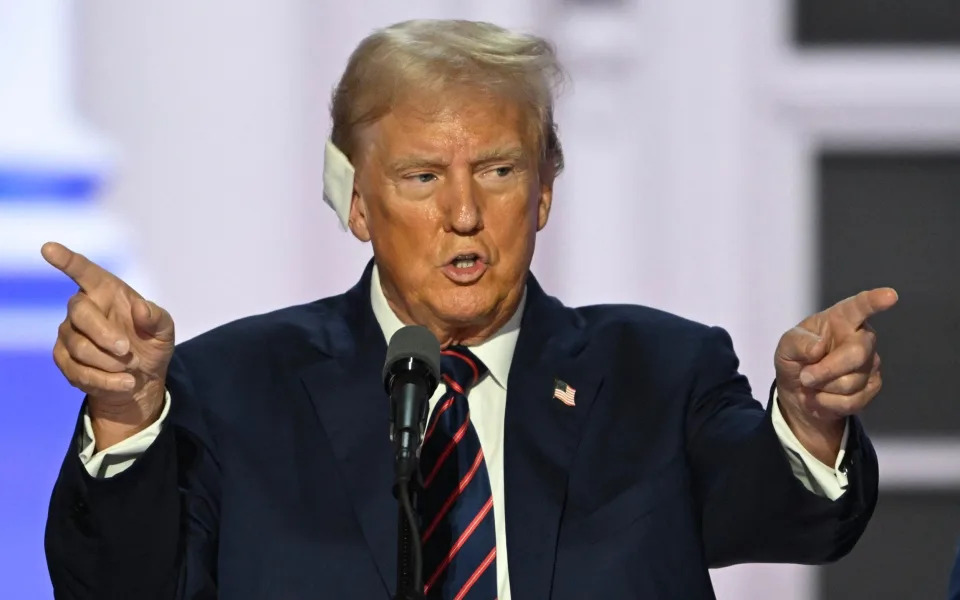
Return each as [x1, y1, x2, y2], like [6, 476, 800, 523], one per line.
[493, 166, 513, 177]
[405, 173, 437, 184]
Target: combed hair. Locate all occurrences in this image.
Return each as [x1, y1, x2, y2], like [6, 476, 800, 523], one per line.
[330, 19, 565, 173]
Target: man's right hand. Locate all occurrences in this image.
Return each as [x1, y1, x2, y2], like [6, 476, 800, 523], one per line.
[42, 242, 175, 451]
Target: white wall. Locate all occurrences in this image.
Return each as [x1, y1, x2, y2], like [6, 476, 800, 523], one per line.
[77, 1, 314, 339]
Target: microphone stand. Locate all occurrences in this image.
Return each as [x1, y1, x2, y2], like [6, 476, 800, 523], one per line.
[395, 476, 423, 600]
[387, 363, 433, 600]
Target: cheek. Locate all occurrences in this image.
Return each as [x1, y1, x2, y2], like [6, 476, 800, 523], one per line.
[486, 193, 539, 262]
[369, 189, 439, 243]
[368, 202, 447, 286]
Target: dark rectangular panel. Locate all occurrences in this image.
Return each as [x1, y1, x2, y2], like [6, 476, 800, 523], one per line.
[796, 0, 960, 45]
[818, 152, 960, 435]
[821, 490, 960, 599]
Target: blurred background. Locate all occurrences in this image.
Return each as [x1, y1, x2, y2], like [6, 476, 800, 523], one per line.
[1, 0, 959, 598]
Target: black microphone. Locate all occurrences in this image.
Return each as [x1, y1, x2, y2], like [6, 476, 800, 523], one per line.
[382, 325, 440, 483]
[384, 326, 439, 600]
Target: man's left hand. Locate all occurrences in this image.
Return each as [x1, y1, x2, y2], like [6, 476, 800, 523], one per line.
[774, 287, 899, 465]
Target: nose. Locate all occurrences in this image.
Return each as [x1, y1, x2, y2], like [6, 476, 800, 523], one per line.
[441, 175, 483, 234]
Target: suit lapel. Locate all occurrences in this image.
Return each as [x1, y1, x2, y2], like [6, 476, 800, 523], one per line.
[504, 276, 603, 599]
[298, 264, 397, 596]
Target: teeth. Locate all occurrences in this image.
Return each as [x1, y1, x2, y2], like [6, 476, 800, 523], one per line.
[453, 258, 476, 269]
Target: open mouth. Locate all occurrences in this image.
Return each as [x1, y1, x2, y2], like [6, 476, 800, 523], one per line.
[443, 252, 487, 283]
[451, 253, 480, 269]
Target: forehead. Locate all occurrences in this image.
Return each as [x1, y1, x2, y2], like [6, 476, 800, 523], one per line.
[362, 91, 534, 161]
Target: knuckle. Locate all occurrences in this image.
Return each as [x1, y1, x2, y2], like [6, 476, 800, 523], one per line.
[67, 301, 87, 325]
[839, 396, 860, 414]
[76, 372, 91, 388]
[852, 373, 869, 393]
[863, 331, 878, 352]
[815, 395, 839, 414]
[73, 336, 93, 358]
[52, 343, 66, 368]
[834, 377, 855, 395]
[100, 327, 118, 345]
[779, 329, 797, 348]
[67, 294, 89, 318]
[851, 344, 870, 366]
[835, 375, 861, 395]
[63, 331, 83, 355]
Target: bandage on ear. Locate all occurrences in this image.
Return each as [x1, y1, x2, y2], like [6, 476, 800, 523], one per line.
[322, 139, 355, 230]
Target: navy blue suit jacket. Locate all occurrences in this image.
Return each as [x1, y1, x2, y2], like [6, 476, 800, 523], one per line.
[46, 265, 878, 599]
[949, 546, 960, 599]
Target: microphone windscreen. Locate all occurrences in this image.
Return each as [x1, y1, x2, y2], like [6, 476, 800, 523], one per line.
[383, 325, 441, 382]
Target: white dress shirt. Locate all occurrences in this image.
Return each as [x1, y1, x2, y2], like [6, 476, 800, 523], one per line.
[80, 266, 849, 599]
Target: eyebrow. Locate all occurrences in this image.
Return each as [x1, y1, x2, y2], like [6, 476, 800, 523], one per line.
[388, 146, 528, 173]
[388, 156, 449, 172]
[472, 146, 527, 165]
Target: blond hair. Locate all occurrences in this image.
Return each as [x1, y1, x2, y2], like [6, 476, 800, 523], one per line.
[330, 19, 565, 173]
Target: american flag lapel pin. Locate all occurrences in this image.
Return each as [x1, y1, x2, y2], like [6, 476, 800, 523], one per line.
[553, 379, 576, 407]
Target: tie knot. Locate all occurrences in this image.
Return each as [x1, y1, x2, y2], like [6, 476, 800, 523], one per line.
[440, 346, 488, 392]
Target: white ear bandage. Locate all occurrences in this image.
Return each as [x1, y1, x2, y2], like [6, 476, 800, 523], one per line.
[322, 139, 355, 230]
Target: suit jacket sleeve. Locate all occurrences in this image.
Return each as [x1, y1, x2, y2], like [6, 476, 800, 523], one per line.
[948, 544, 960, 600]
[44, 353, 220, 599]
[685, 326, 878, 568]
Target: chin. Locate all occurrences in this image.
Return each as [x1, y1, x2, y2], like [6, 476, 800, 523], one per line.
[432, 288, 498, 325]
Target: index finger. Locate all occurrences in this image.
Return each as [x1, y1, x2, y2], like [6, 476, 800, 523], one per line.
[830, 287, 899, 328]
[41, 242, 114, 292]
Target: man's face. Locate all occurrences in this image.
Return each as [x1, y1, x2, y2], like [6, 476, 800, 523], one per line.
[348, 90, 553, 342]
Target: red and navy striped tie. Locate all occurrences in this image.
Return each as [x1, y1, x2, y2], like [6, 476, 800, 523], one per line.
[418, 346, 497, 600]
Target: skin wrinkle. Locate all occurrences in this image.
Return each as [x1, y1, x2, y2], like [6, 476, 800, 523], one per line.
[347, 89, 553, 348]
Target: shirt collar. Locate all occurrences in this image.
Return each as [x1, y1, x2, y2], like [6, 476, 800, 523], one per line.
[370, 263, 524, 390]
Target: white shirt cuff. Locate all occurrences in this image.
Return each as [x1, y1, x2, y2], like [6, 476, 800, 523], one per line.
[771, 389, 849, 501]
[79, 390, 171, 479]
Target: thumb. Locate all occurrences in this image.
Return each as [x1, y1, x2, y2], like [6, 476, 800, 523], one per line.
[778, 327, 828, 365]
[132, 298, 175, 342]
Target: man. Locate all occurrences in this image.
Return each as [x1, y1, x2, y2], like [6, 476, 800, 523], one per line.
[43, 19, 894, 600]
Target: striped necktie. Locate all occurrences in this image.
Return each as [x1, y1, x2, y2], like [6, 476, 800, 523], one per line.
[418, 346, 497, 600]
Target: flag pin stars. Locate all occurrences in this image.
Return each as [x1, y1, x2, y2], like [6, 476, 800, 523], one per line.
[553, 379, 576, 407]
